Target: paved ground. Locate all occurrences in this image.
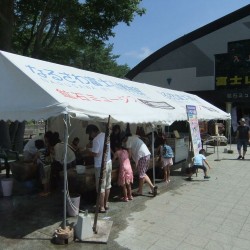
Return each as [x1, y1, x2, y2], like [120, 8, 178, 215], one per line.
[1, 144, 250, 250]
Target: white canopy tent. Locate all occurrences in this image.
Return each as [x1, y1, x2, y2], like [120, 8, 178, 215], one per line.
[0, 51, 230, 124]
[0, 50, 231, 231]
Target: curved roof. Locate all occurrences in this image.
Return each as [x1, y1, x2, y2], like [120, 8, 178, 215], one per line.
[126, 4, 250, 80]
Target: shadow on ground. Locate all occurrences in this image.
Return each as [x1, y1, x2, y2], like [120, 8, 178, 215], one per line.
[0, 164, 187, 245]
[0, 191, 63, 238]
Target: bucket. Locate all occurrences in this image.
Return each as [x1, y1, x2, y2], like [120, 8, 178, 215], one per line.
[1, 178, 14, 197]
[67, 194, 80, 217]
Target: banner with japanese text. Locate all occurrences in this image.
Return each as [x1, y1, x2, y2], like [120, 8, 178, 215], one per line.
[186, 105, 202, 155]
[0, 50, 231, 123]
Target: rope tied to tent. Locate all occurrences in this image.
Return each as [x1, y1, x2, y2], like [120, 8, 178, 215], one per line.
[52, 226, 74, 244]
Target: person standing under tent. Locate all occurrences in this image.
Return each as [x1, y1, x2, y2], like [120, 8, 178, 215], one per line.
[49, 132, 76, 190]
[123, 134, 158, 197]
[112, 143, 133, 202]
[158, 137, 174, 183]
[85, 124, 112, 213]
[69, 137, 85, 164]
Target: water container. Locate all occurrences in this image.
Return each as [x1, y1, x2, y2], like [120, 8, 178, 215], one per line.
[74, 211, 93, 240]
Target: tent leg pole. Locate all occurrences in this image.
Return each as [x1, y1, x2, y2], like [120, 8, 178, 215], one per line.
[63, 114, 69, 229]
[229, 119, 232, 151]
[152, 126, 155, 186]
[93, 115, 111, 234]
[214, 135, 221, 161]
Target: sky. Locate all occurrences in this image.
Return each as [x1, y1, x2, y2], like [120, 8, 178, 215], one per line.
[108, 0, 250, 68]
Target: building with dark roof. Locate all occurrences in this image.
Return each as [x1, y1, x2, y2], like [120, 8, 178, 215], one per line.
[126, 4, 250, 128]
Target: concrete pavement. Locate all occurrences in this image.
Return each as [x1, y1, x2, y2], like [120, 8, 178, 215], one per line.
[1, 144, 250, 249]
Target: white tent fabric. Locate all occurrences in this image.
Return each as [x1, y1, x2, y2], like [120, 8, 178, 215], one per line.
[0, 51, 230, 124]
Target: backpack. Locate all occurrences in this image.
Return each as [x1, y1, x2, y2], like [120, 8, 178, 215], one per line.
[162, 145, 174, 159]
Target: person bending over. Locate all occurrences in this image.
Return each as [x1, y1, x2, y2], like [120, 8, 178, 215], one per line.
[187, 149, 211, 181]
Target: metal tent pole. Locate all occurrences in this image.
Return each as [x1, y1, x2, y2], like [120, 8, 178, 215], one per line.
[214, 135, 221, 161]
[229, 119, 232, 151]
[151, 125, 155, 185]
[63, 114, 69, 229]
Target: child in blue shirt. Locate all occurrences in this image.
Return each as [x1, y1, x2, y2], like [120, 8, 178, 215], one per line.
[158, 138, 174, 183]
[187, 149, 211, 180]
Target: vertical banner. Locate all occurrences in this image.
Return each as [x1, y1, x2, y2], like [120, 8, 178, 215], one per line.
[186, 105, 202, 155]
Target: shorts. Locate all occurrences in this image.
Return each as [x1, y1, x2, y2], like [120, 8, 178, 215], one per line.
[95, 161, 112, 193]
[190, 165, 207, 174]
[161, 158, 173, 168]
[137, 155, 150, 178]
[237, 139, 248, 152]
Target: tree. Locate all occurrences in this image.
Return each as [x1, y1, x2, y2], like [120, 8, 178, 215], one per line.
[0, 0, 13, 51]
[12, 0, 145, 58]
[0, 0, 145, 150]
[1, 0, 145, 73]
[0, 1, 15, 150]
[12, 0, 143, 75]
[63, 43, 130, 77]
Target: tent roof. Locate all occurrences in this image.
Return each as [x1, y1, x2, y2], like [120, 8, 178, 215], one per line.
[0, 51, 230, 125]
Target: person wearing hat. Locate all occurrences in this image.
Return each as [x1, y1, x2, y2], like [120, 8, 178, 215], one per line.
[236, 118, 250, 160]
[85, 124, 112, 213]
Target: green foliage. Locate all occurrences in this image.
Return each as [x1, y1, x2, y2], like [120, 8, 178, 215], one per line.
[6, 0, 145, 76]
[81, 0, 145, 40]
[73, 43, 131, 77]
[0, 0, 144, 149]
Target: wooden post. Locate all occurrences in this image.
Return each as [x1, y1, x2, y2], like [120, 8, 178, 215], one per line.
[93, 116, 111, 233]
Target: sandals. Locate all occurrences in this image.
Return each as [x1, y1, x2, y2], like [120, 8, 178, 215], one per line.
[148, 186, 158, 196]
[120, 197, 129, 202]
[153, 186, 158, 197]
[132, 192, 143, 197]
[99, 208, 106, 213]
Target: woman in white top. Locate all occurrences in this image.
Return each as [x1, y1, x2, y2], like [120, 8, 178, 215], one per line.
[124, 134, 157, 197]
[23, 131, 53, 161]
[85, 124, 112, 213]
[49, 132, 76, 190]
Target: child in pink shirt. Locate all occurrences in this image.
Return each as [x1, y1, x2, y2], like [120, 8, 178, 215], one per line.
[112, 143, 133, 202]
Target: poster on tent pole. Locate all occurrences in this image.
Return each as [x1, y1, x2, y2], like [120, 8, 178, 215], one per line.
[186, 105, 202, 156]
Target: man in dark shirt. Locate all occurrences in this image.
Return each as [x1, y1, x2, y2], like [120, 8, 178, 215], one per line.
[236, 118, 250, 160]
